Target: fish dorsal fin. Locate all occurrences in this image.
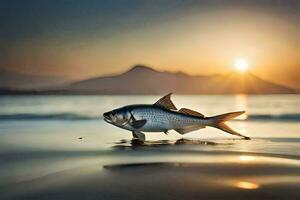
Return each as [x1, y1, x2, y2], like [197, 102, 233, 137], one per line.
[154, 93, 177, 110]
[179, 108, 205, 118]
[175, 125, 205, 134]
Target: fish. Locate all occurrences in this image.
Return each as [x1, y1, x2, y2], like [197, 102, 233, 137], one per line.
[103, 93, 250, 141]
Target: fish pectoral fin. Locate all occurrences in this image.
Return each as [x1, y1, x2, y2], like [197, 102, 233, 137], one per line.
[132, 131, 145, 141]
[154, 93, 177, 110]
[179, 108, 205, 118]
[129, 119, 147, 129]
[175, 125, 205, 134]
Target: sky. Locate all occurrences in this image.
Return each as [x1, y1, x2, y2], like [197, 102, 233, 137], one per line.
[0, 0, 300, 88]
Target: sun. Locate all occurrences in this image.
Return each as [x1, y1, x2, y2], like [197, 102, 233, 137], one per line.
[234, 58, 249, 72]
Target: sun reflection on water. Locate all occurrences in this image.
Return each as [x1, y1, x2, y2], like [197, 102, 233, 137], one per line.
[235, 181, 259, 189]
[239, 156, 256, 162]
[235, 94, 248, 120]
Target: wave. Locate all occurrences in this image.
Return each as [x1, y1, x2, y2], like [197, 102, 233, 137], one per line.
[0, 113, 299, 122]
[0, 113, 98, 121]
[246, 114, 300, 122]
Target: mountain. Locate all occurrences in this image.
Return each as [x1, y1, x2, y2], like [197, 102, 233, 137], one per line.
[0, 69, 70, 90]
[62, 65, 296, 94]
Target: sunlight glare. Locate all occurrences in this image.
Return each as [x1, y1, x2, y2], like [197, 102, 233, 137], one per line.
[234, 94, 248, 120]
[239, 156, 256, 162]
[234, 58, 249, 72]
[236, 181, 259, 190]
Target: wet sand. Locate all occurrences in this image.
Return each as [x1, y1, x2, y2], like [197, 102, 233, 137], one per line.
[0, 139, 299, 200]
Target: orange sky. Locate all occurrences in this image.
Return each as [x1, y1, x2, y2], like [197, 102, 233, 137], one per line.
[1, 1, 300, 88]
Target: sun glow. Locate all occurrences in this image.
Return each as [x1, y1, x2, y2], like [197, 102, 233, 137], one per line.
[234, 58, 249, 72]
[239, 156, 255, 162]
[235, 181, 259, 190]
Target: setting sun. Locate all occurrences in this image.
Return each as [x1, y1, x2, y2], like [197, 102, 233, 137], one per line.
[234, 58, 249, 72]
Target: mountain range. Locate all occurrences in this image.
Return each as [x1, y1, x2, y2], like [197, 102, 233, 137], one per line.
[0, 69, 69, 90]
[0, 65, 297, 94]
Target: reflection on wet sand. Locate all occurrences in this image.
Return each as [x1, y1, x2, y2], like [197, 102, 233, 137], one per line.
[235, 181, 259, 189]
[0, 144, 299, 200]
[239, 155, 256, 162]
[111, 138, 300, 161]
[101, 157, 299, 199]
[113, 138, 232, 148]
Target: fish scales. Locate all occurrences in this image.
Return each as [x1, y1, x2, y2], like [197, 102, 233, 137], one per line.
[131, 106, 203, 131]
[103, 93, 249, 141]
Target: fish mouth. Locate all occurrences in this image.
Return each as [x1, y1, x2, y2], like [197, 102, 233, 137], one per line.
[103, 112, 112, 123]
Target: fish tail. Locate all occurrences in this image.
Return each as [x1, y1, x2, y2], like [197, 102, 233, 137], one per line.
[208, 111, 250, 139]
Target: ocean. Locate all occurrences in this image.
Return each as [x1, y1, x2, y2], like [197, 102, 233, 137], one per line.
[0, 94, 299, 199]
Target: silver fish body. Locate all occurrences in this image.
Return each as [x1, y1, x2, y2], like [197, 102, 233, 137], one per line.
[103, 93, 249, 141]
[121, 105, 207, 132]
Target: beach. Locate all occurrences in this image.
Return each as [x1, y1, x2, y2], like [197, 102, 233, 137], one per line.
[2, 1, 300, 199]
[0, 95, 299, 200]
